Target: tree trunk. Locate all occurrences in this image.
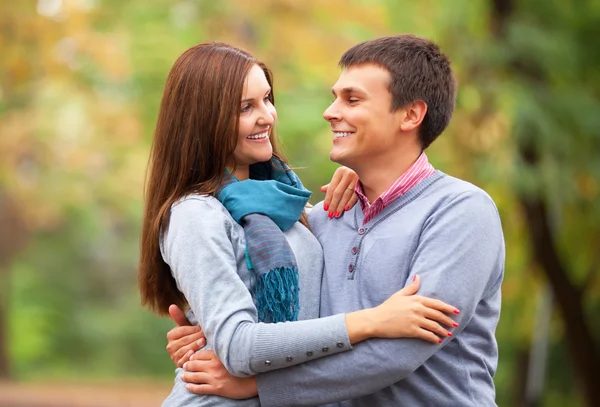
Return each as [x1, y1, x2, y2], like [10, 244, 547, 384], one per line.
[0, 193, 30, 379]
[490, 1, 600, 406]
[0, 273, 8, 379]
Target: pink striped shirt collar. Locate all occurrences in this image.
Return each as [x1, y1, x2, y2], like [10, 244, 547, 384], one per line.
[355, 152, 435, 224]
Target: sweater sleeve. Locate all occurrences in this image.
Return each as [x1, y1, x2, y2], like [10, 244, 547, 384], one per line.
[256, 190, 505, 406]
[162, 197, 352, 378]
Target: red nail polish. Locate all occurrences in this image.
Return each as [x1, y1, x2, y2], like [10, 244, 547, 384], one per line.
[412, 275, 416, 282]
[344, 205, 350, 211]
[335, 212, 340, 217]
[447, 332, 452, 337]
[453, 309, 460, 315]
[324, 204, 329, 211]
[438, 339, 443, 343]
[328, 212, 333, 218]
[453, 322, 459, 327]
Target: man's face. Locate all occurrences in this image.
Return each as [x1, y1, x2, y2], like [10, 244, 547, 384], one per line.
[323, 63, 404, 169]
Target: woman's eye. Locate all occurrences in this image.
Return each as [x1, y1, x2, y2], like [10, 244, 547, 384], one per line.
[264, 95, 271, 103]
[241, 104, 251, 113]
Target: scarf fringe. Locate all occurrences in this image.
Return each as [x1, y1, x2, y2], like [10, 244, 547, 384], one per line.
[253, 266, 300, 323]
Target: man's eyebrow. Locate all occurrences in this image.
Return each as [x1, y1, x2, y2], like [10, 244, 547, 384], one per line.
[241, 88, 271, 103]
[331, 87, 366, 96]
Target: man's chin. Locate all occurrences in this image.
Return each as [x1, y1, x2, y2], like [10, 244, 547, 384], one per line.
[329, 150, 353, 168]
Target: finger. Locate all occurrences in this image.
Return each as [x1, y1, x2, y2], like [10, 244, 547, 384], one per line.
[323, 170, 344, 212]
[346, 193, 359, 211]
[169, 304, 192, 326]
[166, 325, 202, 341]
[328, 180, 353, 218]
[167, 330, 204, 359]
[333, 187, 356, 216]
[420, 318, 451, 339]
[186, 383, 217, 395]
[182, 359, 211, 373]
[190, 349, 215, 361]
[423, 308, 459, 329]
[416, 327, 444, 344]
[420, 297, 460, 315]
[319, 183, 330, 193]
[182, 371, 212, 384]
[397, 275, 420, 296]
[177, 349, 195, 368]
[173, 336, 206, 364]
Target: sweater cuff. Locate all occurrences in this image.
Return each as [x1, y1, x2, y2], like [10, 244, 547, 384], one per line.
[250, 313, 351, 373]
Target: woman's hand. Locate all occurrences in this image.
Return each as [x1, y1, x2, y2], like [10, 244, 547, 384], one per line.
[345, 275, 460, 344]
[320, 166, 359, 218]
[182, 350, 258, 399]
[166, 305, 206, 367]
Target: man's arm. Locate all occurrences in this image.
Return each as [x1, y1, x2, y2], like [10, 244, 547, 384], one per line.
[256, 190, 505, 406]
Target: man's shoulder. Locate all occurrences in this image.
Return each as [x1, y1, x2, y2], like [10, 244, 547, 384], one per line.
[307, 201, 327, 224]
[432, 173, 498, 212]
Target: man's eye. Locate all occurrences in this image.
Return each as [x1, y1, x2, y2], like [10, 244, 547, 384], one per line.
[348, 99, 359, 104]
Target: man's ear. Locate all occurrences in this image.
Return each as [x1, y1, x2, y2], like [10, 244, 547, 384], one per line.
[399, 100, 427, 132]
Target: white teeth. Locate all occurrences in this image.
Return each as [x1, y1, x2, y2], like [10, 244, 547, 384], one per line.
[333, 132, 353, 138]
[248, 131, 268, 140]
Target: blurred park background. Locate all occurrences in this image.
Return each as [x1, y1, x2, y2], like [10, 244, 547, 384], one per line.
[1, 0, 599, 406]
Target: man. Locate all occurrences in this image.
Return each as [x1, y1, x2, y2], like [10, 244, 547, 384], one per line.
[167, 34, 505, 406]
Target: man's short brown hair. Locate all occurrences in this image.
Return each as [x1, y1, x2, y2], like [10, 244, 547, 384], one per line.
[339, 35, 457, 149]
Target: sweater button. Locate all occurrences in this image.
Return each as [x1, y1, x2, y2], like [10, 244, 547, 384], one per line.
[351, 246, 359, 255]
[306, 351, 313, 357]
[358, 227, 366, 235]
[336, 342, 344, 348]
[286, 356, 293, 362]
[322, 346, 329, 352]
[264, 360, 272, 366]
[348, 264, 354, 273]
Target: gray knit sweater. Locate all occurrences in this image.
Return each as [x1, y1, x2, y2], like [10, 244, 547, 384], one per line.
[160, 195, 352, 407]
[256, 171, 505, 406]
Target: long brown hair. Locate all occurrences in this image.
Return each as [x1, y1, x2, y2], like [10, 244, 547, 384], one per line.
[138, 42, 305, 315]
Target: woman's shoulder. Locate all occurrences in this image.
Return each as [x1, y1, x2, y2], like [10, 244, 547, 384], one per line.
[172, 194, 226, 215]
[169, 194, 238, 229]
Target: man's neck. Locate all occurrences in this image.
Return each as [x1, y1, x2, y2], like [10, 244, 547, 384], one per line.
[356, 146, 423, 204]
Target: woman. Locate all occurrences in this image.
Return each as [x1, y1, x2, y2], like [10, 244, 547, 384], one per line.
[138, 42, 459, 406]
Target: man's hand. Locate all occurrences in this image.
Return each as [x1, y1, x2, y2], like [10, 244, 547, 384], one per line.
[166, 304, 206, 368]
[182, 350, 258, 399]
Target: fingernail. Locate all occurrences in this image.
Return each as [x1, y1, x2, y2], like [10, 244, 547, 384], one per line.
[447, 332, 452, 337]
[183, 362, 188, 370]
[185, 384, 191, 390]
[453, 309, 460, 315]
[335, 212, 340, 217]
[328, 212, 333, 218]
[344, 205, 350, 211]
[197, 339, 205, 347]
[438, 339, 443, 343]
[324, 204, 329, 211]
[412, 275, 417, 282]
[453, 322, 459, 327]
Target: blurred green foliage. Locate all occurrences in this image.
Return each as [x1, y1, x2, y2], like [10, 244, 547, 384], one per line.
[1, 0, 599, 406]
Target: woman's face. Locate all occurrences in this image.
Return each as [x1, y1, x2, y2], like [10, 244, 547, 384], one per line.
[230, 64, 277, 179]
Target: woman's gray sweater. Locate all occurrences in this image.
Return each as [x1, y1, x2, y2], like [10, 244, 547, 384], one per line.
[160, 195, 351, 407]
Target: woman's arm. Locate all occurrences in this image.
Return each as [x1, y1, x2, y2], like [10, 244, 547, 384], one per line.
[164, 197, 354, 377]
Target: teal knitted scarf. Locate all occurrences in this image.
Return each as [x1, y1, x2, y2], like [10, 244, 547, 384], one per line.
[217, 159, 311, 323]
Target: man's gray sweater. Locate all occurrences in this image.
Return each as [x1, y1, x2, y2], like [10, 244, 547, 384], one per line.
[256, 171, 505, 406]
